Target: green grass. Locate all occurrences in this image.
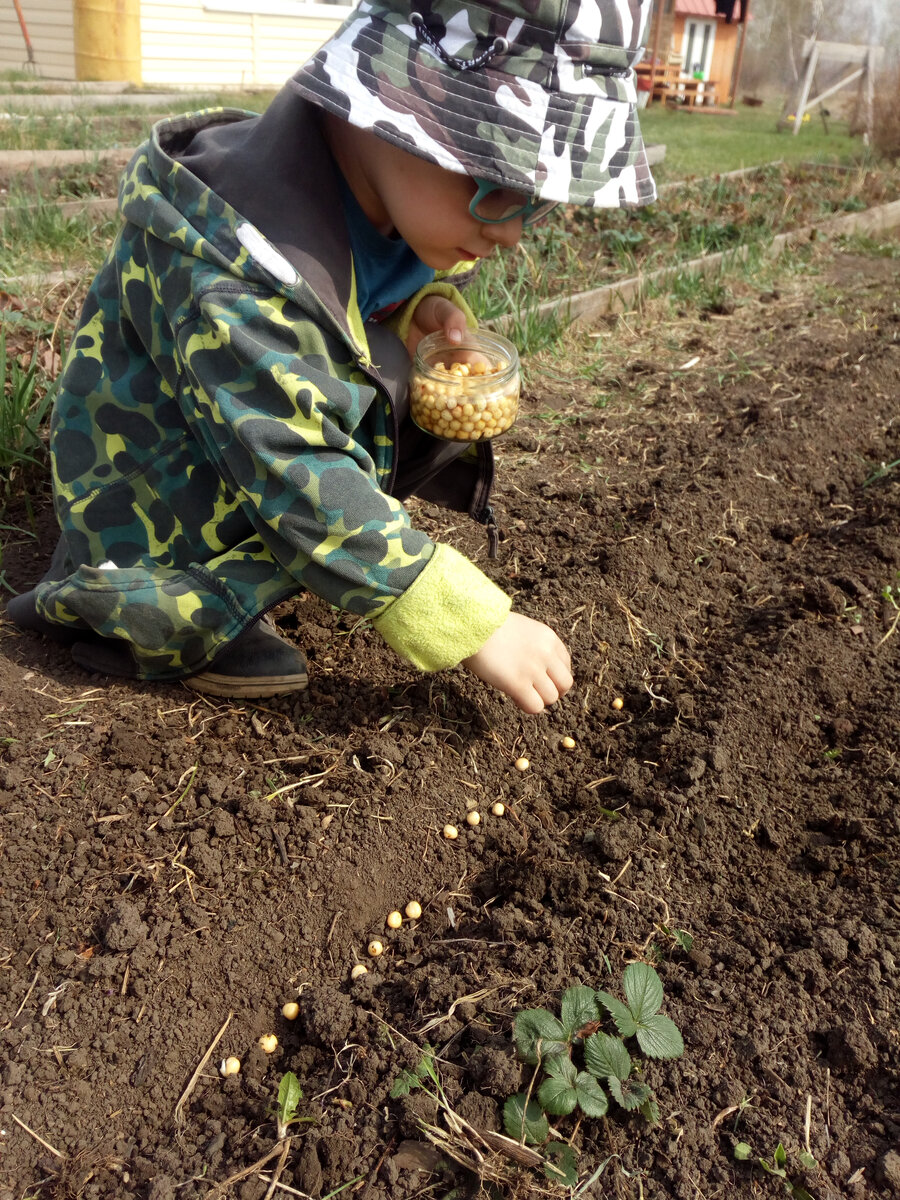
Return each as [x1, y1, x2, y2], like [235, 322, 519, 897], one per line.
[639, 102, 864, 181]
[835, 231, 900, 259]
[0, 325, 58, 478]
[0, 92, 274, 151]
[0, 191, 119, 277]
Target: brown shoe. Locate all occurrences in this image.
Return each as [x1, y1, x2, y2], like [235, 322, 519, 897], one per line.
[185, 616, 308, 699]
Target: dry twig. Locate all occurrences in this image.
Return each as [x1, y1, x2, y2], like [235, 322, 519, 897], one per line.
[12, 1113, 63, 1159]
[174, 1012, 233, 1126]
[205, 1142, 285, 1198]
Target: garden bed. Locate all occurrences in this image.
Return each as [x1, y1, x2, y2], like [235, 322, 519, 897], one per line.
[2, 157, 899, 305]
[0, 238, 898, 1200]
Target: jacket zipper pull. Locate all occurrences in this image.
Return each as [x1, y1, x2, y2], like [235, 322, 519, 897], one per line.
[475, 505, 500, 560]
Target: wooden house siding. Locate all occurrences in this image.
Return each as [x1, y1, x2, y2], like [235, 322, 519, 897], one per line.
[0, 0, 347, 86]
[707, 23, 738, 95]
[140, 0, 348, 88]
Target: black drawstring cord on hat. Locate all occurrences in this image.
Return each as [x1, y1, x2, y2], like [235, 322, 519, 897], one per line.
[410, 12, 508, 72]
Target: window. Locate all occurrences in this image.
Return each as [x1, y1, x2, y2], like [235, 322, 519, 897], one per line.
[682, 18, 715, 79]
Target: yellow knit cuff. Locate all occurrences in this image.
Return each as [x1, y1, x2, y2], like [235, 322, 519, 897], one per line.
[372, 542, 511, 672]
[386, 281, 478, 346]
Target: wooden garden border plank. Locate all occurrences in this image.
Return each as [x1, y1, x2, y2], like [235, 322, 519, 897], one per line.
[490, 199, 900, 333]
[0, 147, 134, 171]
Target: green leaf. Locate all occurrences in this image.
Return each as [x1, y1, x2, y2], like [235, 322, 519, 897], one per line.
[774, 1143, 787, 1169]
[583, 1031, 632, 1081]
[639, 1097, 661, 1124]
[574, 1072, 609, 1118]
[622, 962, 663, 1022]
[543, 1141, 578, 1188]
[503, 1094, 550, 1145]
[595, 990, 637, 1038]
[417, 1051, 439, 1085]
[608, 1076, 653, 1111]
[560, 986, 600, 1037]
[798, 1151, 818, 1170]
[277, 1072, 302, 1121]
[513, 1009, 569, 1065]
[389, 1071, 414, 1098]
[734, 1143, 752, 1162]
[635, 1013, 684, 1059]
[543, 1054, 576, 1083]
[538, 1075, 578, 1117]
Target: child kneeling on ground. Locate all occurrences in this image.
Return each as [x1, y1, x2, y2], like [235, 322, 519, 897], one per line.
[7, 0, 656, 712]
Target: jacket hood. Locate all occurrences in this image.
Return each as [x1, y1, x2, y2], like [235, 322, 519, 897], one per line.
[118, 94, 360, 344]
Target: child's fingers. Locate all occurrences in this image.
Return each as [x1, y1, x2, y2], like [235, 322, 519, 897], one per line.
[517, 688, 548, 715]
[547, 654, 574, 698]
[531, 664, 571, 711]
[424, 295, 469, 341]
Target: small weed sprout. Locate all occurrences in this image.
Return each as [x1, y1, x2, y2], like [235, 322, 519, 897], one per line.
[656, 924, 694, 953]
[863, 457, 900, 487]
[389, 1045, 444, 1102]
[505, 963, 683, 1187]
[272, 1071, 315, 1140]
[734, 1140, 818, 1200]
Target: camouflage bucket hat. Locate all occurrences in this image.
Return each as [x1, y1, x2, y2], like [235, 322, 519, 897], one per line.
[290, 0, 657, 208]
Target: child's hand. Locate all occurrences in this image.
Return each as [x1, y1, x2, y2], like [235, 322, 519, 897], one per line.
[405, 294, 470, 358]
[462, 613, 573, 714]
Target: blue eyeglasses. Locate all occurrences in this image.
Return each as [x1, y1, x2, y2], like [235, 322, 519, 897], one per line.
[469, 177, 559, 227]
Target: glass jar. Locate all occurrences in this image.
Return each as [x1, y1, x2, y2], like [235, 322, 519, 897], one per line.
[409, 329, 520, 442]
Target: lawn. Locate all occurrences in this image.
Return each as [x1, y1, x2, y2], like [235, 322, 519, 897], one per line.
[638, 100, 863, 181]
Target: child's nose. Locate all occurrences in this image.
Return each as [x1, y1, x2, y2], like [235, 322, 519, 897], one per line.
[485, 217, 524, 248]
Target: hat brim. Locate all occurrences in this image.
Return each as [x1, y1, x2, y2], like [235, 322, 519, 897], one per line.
[291, 8, 656, 208]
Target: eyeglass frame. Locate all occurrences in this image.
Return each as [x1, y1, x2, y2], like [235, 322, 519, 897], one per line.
[468, 177, 559, 227]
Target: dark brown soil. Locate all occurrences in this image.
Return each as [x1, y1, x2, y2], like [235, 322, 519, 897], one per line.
[1, 241, 899, 1200]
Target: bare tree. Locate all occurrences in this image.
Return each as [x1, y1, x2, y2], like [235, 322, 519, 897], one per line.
[743, 0, 896, 95]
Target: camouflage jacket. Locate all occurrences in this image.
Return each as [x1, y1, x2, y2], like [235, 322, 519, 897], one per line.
[36, 91, 512, 681]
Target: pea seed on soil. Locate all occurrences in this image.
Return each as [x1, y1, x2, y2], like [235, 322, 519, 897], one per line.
[1, 246, 899, 1198]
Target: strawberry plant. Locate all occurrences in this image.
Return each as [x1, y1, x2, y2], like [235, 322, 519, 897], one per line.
[504, 963, 683, 1187]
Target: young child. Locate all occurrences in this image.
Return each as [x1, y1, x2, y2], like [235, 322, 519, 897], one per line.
[7, 0, 656, 713]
